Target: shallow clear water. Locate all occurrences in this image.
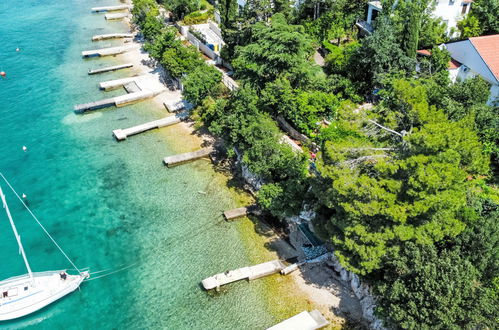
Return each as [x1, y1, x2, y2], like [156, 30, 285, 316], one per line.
[0, 1, 288, 328]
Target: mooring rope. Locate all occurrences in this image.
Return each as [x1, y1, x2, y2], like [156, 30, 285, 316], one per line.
[84, 262, 138, 282]
[0, 172, 82, 274]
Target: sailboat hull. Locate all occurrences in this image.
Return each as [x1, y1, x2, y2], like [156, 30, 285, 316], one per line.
[0, 270, 88, 321]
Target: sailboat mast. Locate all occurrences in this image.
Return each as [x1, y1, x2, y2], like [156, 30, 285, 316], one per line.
[0, 185, 34, 283]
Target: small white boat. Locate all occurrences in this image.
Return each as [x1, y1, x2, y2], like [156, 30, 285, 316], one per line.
[0, 180, 89, 321]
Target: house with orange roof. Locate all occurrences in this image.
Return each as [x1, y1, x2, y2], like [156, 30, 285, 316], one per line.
[443, 34, 499, 106]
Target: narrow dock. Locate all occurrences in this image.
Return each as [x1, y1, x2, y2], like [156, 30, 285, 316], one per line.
[123, 81, 141, 93]
[164, 100, 193, 113]
[223, 205, 257, 220]
[92, 33, 133, 41]
[202, 260, 286, 290]
[99, 76, 140, 90]
[91, 5, 131, 12]
[82, 46, 133, 58]
[114, 90, 155, 107]
[105, 12, 128, 20]
[163, 147, 213, 167]
[74, 91, 157, 114]
[74, 97, 116, 113]
[88, 63, 133, 75]
[267, 310, 329, 330]
[113, 116, 180, 140]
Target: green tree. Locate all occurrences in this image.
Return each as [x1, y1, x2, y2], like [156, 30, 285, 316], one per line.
[313, 79, 489, 274]
[260, 78, 339, 134]
[163, 0, 200, 20]
[232, 13, 316, 88]
[208, 85, 262, 148]
[295, 0, 365, 42]
[132, 0, 160, 23]
[144, 27, 178, 59]
[348, 16, 414, 90]
[418, 16, 448, 49]
[324, 42, 360, 75]
[182, 64, 222, 106]
[141, 14, 164, 41]
[160, 43, 203, 77]
[382, 0, 432, 57]
[441, 77, 498, 163]
[458, 15, 482, 38]
[375, 242, 497, 329]
[470, 0, 499, 35]
[454, 195, 499, 281]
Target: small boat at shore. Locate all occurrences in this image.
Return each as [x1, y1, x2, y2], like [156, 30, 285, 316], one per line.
[0, 175, 89, 321]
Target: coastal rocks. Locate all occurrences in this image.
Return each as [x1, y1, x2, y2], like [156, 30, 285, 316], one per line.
[299, 208, 316, 221]
[350, 273, 360, 292]
[354, 283, 371, 301]
[340, 268, 349, 281]
[240, 163, 264, 191]
[302, 245, 328, 260]
[360, 295, 376, 323]
[371, 318, 386, 330]
[329, 254, 387, 330]
[234, 148, 264, 192]
[332, 258, 343, 273]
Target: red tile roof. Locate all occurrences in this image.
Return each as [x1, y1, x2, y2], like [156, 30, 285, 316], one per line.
[417, 49, 461, 69]
[448, 59, 461, 69]
[469, 34, 499, 81]
[417, 49, 431, 56]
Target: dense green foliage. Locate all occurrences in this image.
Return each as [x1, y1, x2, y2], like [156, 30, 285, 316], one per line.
[467, 0, 499, 35]
[314, 79, 489, 274]
[161, 0, 200, 20]
[182, 65, 223, 106]
[232, 14, 316, 88]
[134, 0, 499, 328]
[458, 15, 482, 38]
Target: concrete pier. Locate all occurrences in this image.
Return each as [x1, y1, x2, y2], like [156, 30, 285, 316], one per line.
[105, 12, 128, 20]
[92, 33, 134, 41]
[267, 310, 329, 330]
[74, 97, 116, 113]
[99, 75, 167, 94]
[163, 100, 193, 113]
[99, 76, 140, 90]
[123, 81, 141, 93]
[91, 5, 131, 12]
[113, 116, 181, 140]
[223, 205, 257, 220]
[82, 45, 134, 58]
[201, 260, 286, 290]
[115, 90, 155, 107]
[74, 91, 157, 114]
[88, 63, 133, 75]
[163, 147, 213, 167]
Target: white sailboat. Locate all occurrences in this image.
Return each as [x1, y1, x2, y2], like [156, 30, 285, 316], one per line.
[0, 182, 89, 321]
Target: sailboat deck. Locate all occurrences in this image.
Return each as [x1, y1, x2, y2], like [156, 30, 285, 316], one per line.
[0, 271, 86, 321]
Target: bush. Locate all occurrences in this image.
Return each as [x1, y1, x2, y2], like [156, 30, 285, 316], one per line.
[183, 64, 222, 106]
[183, 9, 213, 25]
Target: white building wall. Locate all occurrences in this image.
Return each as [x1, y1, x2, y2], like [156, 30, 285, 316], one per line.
[433, 0, 470, 36]
[444, 40, 498, 84]
[448, 67, 460, 83]
[488, 84, 499, 106]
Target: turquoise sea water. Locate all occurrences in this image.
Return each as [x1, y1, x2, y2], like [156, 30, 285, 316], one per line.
[0, 1, 283, 328]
